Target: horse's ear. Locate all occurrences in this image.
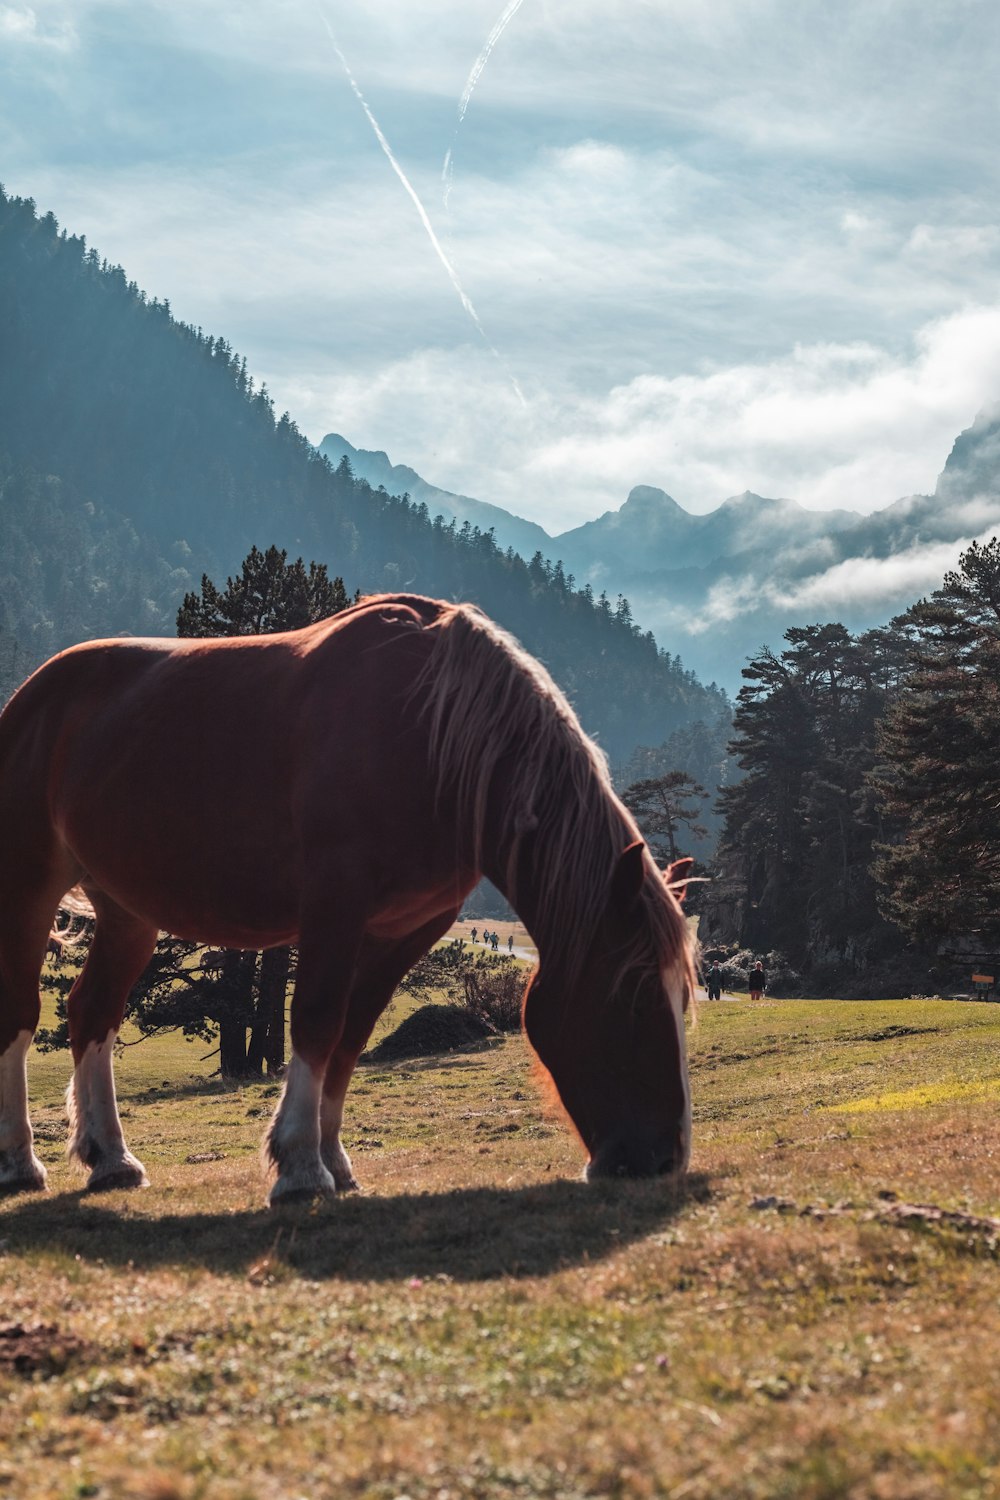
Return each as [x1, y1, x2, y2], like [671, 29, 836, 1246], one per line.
[665, 856, 694, 904]
[611, 840, 646, 912]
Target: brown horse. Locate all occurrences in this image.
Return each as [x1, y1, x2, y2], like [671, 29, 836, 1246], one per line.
[0, 595, 694, 1204]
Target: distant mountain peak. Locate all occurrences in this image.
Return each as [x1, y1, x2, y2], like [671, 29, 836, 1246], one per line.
[317, 431, 554, 560]
[718, 489, 799, 513]
[624, 484, 684, 508]
[618, 485, 690, 521]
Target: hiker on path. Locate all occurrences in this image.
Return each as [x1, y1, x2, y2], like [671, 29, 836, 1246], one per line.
[706, 961, 723, 1001]
[749, 961, 766, 1001]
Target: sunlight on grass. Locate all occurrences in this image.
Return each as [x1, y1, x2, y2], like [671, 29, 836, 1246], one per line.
[825, 1075, 1000, 1113]
[7, 989, 1000, 1497]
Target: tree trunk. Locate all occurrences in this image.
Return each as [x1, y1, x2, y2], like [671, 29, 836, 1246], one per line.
[248, 946, 291, 1076]
[217, 950, 257, 1078]
[218, 1012, 250, 1077]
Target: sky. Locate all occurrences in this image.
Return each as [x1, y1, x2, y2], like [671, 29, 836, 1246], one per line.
[3, 0, 1000, 534]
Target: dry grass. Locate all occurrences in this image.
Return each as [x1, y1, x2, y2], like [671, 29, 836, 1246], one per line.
[4, 994, 1000, 1497]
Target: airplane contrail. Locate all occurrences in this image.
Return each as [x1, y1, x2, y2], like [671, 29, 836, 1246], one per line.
[444, 0, 527, 208]
[319, 14, 526, 406]
[458, 0, 527, 126]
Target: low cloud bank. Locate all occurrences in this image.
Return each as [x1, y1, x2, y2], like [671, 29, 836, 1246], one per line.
[295, 303, 1000, 534]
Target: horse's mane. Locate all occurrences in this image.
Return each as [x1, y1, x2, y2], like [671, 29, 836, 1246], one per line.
[415, 602, 693, 1008]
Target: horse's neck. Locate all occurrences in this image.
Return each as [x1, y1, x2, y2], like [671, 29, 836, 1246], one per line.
[467, 736, 613, 965]
[480, 839, 542, 947]
[476, 771, 546, 946]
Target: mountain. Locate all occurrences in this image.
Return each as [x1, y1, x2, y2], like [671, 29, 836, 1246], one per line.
[554, 486, 861, 584]
[315, 417, 1000, 693]
[0, 187, 728, 771]
[319, 434, 552, 561]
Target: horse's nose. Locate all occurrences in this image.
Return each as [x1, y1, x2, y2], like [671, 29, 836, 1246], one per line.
[585, 1128, 687, 1181]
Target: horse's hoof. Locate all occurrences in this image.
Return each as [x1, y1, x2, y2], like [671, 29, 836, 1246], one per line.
[86, 1161, 149, 1192]
[268, 1168, 337, 1208]
[321, 1145, 359, 1192]
[0, 1150, 48, 1195]
[0, 1169, 48, 1197]
[269, 1186, 326, 1207]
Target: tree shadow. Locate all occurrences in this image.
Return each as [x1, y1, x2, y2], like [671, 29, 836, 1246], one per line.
[0, 1174, 711, 1283]
[120, 1075, 284, 1106]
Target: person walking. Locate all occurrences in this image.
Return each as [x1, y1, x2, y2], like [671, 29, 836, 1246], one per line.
[706, 961, 723, 1001]
[749, 960, 766, 1001]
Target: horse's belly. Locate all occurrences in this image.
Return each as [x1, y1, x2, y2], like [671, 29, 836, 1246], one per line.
[75, 831, 303, 948]
[365, 878, 476, 942]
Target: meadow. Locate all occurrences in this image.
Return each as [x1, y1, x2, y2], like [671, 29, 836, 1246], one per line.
[4, 982, 1000, 1499]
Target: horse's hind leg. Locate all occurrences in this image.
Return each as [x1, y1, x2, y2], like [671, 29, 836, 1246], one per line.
[66, 893, 157, 1191]
[0, 890, 60, 1194]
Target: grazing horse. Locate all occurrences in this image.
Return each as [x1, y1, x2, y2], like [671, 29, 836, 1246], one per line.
[0, 595, 694, 1204]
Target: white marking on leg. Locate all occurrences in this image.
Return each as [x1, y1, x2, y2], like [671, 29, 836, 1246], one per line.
[0, 1030, 47, 1191]
[266, 1052, 337, 1205]
[67, 1030, 147, 1189]
[664, 962, 692, 1172]
[319, 1081, 359, 1191]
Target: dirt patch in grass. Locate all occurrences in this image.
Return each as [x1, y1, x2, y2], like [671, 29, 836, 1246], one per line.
[851, 1024, 941, 1043]
[0, 1320, 90, 1377]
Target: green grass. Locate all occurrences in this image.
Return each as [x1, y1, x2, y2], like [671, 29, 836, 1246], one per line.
[5, 994, 1000, 1497]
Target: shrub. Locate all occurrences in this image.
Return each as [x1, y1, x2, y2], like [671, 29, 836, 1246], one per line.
[462, 959, 525, 1033]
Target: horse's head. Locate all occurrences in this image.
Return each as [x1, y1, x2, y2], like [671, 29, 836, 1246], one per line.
[521, 842, 692, 1180]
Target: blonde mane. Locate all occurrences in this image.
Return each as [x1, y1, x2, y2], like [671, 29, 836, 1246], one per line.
[416, 603, 694, 1007]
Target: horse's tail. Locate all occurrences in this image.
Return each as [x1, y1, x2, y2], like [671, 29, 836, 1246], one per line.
[49, 885, 95, 949]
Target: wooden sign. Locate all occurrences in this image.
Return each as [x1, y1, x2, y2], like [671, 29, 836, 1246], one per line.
[972, 974, 995, 985]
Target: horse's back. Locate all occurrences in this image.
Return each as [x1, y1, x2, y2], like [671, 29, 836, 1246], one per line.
[0, 599, 459, 939]
[0, 597, 451, 815]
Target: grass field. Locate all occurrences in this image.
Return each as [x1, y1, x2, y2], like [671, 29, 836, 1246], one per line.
[5, 989, 1000, 1499]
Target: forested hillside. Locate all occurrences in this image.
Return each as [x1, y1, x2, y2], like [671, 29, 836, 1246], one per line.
[0, 188, 727, 764]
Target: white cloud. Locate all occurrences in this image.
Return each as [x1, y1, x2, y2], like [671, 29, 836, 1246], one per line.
[906, 223, 1000, 260]
[0, 4, 75, 48]
[275, 303, 1000, 536]
[681, 528, 1000, 639]
[770, 536, 990, 614]
[6, 0, 1000, 544]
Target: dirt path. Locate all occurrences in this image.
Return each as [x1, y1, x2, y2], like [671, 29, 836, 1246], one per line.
[446, 917, 536, 964]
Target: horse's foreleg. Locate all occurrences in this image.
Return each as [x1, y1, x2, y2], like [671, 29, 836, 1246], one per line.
[319, 908, 460, 1192]
[66, 898, 157, 1192]
[0, 1029, 46, 1194]
[0, 890, 65, 1195]
[265, 897, 369, 1206]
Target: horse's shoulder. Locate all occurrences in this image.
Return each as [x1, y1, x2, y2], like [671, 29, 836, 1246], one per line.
[352, 593, 450, 628]
[307, 594, 452, 649]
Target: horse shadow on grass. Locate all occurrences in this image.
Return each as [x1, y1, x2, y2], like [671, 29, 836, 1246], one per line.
[0, 1174, 711, 1283]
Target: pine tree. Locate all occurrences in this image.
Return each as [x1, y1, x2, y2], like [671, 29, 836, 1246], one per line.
[873, 539, 1000, 948]
[177, 545, 350, 637]
[622, 772, 708, 865]
[718, 624, 896, 963]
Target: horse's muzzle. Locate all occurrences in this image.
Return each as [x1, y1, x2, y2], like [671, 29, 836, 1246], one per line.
[585, 1128, 688, 1181]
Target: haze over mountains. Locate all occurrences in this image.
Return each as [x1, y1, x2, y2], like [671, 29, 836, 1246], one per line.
[322, 411, 1000, 693]
[0, 188, 728, 777]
